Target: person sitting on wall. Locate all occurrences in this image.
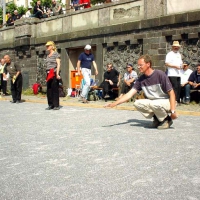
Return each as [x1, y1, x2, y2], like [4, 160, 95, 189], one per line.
[180, 61, 193, 104]
[13, 10, 21, 21]
[79, 0, 91, 9]
[72, 0, 80, 11]
[100, 63, 120, 99]
[50, 0, 63, 16]
[24, 7, 33, 18]
[116, 63, 138, 100]
[6, 12, 14, 26]
[33, 0, 45, 19]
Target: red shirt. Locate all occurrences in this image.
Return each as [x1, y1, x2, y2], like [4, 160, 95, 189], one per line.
[79, 0, 91, 8]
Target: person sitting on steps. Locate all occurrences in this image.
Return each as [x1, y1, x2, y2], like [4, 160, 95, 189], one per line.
[116, 63, 138, 101]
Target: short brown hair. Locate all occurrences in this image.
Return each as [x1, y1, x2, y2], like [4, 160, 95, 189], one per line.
[139, 55, 152, 67]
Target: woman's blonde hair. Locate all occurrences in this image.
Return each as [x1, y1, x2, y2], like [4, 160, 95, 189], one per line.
[45, 41, 57, 51]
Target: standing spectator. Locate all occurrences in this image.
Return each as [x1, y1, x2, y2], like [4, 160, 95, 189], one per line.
[72, 0, 80, 11]
[3, 55, 22, 103]
[33, 0, 44, 19]
[100, 63, 120, 99]
[13, 10, 21, 21]
[165, 41, 183, 105]
[51, 0, 63, 16]
[6, 12, 14, 26]
[77, 44, 98, 103]
[180, 61, 193, 104]
[116, 63, 138, 100]
[105, 55, 177, 129]
[0, 58, 8, 96]
[45, 41, 61, 110]
[79, 0, 91, 9]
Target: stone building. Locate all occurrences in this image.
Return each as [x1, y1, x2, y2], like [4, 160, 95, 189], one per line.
[0, 0, 200, 90]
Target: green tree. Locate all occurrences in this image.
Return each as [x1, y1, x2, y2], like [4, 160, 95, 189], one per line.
[0, 7, 3, 25]
[91, 0, 105, 4]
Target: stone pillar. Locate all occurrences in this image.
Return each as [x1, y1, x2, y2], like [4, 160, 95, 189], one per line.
[95, 44, 104, 84]
[61, 48, 70, 89]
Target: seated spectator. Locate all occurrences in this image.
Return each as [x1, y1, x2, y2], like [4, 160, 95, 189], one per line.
[100, 63, 120, 99]
[180, 61, 193, 104]
[79, 0, 91, 9]
[116, 63, 138, 100]
[188, 63, 200, 103]
[33, 0, 45, 19]
[24, 7, 32, 18]
[72, 0, 80, 11]
[13, 10, 21, 21]
[6, 12, 14, 26]
[51, 0, 63, 16]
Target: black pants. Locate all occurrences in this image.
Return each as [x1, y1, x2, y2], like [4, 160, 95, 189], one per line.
[11, 74, 22, 101]
[47, 76, 59, 107]
[168, 76, 181, 102]
[100, 81, 118, 96]
[0, 74, 7, 94]
[121, 82, 133, 94]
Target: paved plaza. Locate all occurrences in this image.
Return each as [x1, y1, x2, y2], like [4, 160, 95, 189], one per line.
[0, 100, 200, 200]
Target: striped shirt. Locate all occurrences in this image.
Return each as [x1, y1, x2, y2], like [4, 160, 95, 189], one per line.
[46, 51, 60, 71]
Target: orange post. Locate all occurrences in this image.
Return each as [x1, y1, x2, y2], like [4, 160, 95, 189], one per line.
[71, 70, 83, 89]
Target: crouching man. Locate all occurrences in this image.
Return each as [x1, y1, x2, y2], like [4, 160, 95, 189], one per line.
[105, 55, 178, 129]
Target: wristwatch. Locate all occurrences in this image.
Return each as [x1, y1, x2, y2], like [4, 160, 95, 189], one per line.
[171, 110, 176, 114]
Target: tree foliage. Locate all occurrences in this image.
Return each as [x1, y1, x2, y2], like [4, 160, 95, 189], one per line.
[91, 0, 105, 4]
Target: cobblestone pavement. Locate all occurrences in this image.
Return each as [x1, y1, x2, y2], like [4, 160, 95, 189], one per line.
[1, 94, 200, 115]
[0, 97, 200, 199]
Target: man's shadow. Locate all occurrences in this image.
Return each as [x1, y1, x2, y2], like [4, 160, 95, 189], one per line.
[102, 119, 150, 128]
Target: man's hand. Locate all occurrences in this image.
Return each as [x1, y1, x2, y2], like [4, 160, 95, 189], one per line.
[171, 112, 178, 120]
[95, 70, 98, 76]
[108, 80, 113, 85]
[104, 102, 116, 108]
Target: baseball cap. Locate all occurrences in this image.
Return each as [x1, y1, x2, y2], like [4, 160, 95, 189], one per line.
[183, 61, 190, 66]
[84, 44, 91, 50]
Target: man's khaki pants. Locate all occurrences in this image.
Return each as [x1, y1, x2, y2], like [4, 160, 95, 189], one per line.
[133, 99, 171, 122]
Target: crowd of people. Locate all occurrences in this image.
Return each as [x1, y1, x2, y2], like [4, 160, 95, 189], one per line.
[3, 0, 119, 27]
[1, 40, 200, 130]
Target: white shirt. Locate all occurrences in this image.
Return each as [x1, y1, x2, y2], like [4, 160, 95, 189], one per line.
[180, 68, 193, 85]
[124, 70, 138, 81]
[165, 51, 183, 77]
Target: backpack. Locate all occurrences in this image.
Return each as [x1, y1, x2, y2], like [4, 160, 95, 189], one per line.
[87, 90, 99, 101]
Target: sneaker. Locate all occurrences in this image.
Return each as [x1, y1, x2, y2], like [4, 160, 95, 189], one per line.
[82, 98, 88, 103]
[16, 100, 21, 104]
[53, 107, 60, 110]
[157, 116, 173, 129]
[148, 115, 160, 128]
[104, 94, 110, 98]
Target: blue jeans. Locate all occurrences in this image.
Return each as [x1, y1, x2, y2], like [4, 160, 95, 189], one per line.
[181, 84, 191, 102]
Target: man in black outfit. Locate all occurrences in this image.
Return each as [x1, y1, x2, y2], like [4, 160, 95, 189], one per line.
[3, 55, 23, 103]
[101, 63, 120, 98]
[33, 0, 44, 19]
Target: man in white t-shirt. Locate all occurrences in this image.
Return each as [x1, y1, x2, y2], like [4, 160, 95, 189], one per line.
[180, 61, 193, 104]
[165, 41, 183, 104]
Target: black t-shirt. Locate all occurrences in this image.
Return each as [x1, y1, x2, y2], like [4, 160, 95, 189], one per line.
[33, 5, 44, 14]
[104, 68, 120, 84]
[6, 17, 14, 26]
[13, 14, 21, 21]
[188, 71, 200, 83]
